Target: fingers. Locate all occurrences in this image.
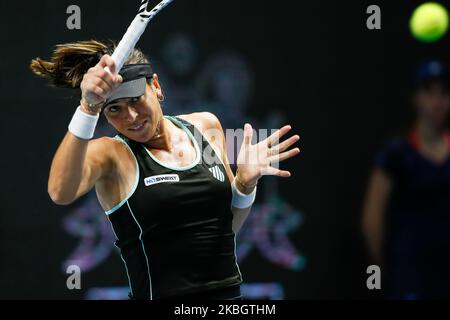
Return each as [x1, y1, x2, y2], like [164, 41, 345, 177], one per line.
[99, 54, 117, 75]
[90, 65, 122, 87]
[267, 125, 292, 147]
[269, 147, 300, 164]
[265, 166, 292, 178]
[81, 56, 123, 101]
[82, 76, 109, 99]
[271, 134, 300, 154]
[244, 123, 253, 146]
[238, 123, 254, 165]
[92, 76, 113, 95]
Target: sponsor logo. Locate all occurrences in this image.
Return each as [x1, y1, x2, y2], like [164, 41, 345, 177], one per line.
[144, 174, 180, 186]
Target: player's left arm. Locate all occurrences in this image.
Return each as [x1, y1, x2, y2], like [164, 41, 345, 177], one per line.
[182, 112, 300, 233]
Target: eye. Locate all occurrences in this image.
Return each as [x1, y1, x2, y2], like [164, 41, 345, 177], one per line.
[107, 105, 121, 113]
[130, 96, 141, 104]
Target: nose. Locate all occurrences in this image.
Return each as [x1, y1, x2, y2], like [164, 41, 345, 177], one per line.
[125, 105, 139, 122]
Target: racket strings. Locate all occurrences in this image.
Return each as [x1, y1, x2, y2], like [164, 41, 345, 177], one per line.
[139, 0, 149, 14]
[138, 0, 173, 18]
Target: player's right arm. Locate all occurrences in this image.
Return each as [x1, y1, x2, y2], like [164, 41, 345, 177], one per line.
[48, 55, 122, 205]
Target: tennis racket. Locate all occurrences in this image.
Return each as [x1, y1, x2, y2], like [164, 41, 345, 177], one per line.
[108, 0, 175, 73]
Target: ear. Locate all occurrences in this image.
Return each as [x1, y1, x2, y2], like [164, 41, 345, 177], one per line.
[151, 73, 163, 101]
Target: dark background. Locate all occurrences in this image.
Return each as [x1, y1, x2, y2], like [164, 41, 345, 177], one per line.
[0, 0, 449, 299]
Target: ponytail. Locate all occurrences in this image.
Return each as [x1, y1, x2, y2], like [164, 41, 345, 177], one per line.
[30, 39, 149, 89]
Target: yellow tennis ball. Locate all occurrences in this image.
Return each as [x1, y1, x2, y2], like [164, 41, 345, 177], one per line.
[410, 2, 449, 42]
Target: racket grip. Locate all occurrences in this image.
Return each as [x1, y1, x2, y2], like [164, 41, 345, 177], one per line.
[110, 16, 148, 73]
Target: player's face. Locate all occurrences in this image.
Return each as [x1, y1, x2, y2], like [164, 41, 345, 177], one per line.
[103, 79, 163, 143]
[415, 82, 450, 128]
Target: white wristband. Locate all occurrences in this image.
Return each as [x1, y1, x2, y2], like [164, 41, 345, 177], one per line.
[68, 106, 100, 140]
[231, 179, 257, 209]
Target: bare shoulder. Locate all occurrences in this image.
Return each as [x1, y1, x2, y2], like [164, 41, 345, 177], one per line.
[87, 136, 124, 156]
[177, 112, 228, 158]
[177, 112, 223, 134]
[87, 135, 137, 197]
[177, 113, 234, 178]
[87, 136, 134, 171]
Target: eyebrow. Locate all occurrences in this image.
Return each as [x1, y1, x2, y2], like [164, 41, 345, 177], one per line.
[105, 100, 127, 108]
[104, 96, 143, 110]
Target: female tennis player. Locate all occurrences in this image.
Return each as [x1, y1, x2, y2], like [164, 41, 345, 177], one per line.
[30, 40, 300, 300]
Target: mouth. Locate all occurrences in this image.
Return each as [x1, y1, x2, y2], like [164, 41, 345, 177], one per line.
[128, 120, 148, 132]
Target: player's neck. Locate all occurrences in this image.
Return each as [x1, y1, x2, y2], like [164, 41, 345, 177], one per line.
[144, 117, 189, 153]
[144, 117, 172, 151]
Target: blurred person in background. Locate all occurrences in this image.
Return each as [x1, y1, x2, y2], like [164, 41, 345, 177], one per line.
[362, 60, 450, 299]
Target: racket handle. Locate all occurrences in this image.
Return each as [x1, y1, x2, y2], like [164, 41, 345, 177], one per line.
[109, 16, 148, 73]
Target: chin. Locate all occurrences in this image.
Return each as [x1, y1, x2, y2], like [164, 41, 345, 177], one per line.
[129, 132, 152, 143]
[118, 128, 143, 141]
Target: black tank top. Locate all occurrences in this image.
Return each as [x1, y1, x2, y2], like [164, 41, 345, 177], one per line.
[105, 115, 242, 300]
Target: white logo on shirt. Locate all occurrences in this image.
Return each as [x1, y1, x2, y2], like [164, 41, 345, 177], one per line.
[209, 166, 225, 182]
[144, 174, 180, 187]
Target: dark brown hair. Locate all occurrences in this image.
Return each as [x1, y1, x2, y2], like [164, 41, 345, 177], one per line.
[30, 39, 149, 89]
